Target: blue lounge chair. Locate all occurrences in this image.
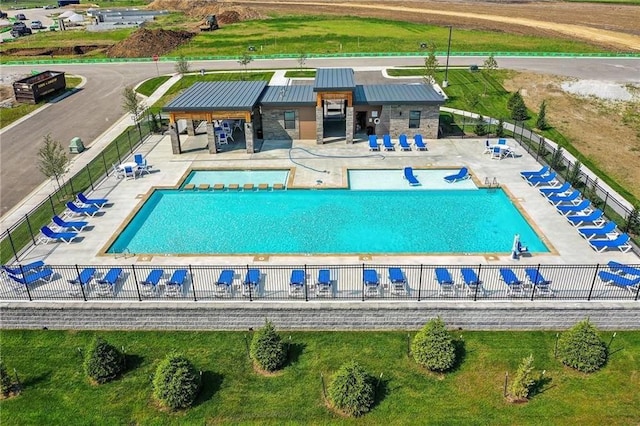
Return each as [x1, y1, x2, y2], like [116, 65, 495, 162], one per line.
[524, 268, 554, 296]
[66, 201, 99, 217]
[498, 138, 507, 145]
[499, 268, 524, 296]
[52, 215, 88, 232]
[460, 268, 485, 296]
[368, 135, 379, 151]
[403, 167, 420, 186]
[526, 172, 557, 187]
[589, 233, 632, 253]
[520, 165, 550, 180]
[134, 154, 151, 175]
[539, 182, 570, 197]
[547, 190, 581, 206]
[382, 134, 395, 151]
[414, 134, 427, 151]
[556, 199, 591, 216]
[363, 269, 380, 296]
[316, 269, 332, 297]
[39, 226, 78, 244]
[165, 269, 188, 296]
[434, 267, 455, 296]
[77, 192, 108, 208]
[215, 269, 234, 297]
[2, 260, 45, 277]
[577, 221, 617, 240]
[243, 268, 260, 296]
[444, 167, 469, 183]
[7, 267, 54, 287]
[598, 271, 640, 293]
[566, 209, 605, 227]
[388, 267, 407, 295]
[398, 134, 411, 151]
[68, 267, 96, 294]
[289, 269, 305, 297]
[96, 268, 123, 296]
[607, 261, 640, 277]
[140, 269, 164, 295]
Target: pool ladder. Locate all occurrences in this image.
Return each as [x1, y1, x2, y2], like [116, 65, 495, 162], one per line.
[115, 248, 135, 259]
[485, 177, 500, 190]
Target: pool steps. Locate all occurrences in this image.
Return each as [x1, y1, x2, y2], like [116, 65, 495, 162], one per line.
[182, 183, 286, 191]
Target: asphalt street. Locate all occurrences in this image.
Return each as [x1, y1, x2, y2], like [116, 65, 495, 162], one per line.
[1, 56, 639, 217]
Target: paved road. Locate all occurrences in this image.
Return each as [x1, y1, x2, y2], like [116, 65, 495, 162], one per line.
[1, 56, 639, 217]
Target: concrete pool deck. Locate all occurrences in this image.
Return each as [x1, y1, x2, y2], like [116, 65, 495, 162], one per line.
[15, 132, 640, 267]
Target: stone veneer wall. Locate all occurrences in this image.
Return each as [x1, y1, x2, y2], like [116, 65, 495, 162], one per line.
[381, 105, 440, 139]
[261, 107, 298, 140]
[1, 302, 637, 331]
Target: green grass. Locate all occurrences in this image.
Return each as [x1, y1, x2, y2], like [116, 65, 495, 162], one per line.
[285, 70, 316, 78]
[136, 75, 171, 97]
[0, 329, 638, 424]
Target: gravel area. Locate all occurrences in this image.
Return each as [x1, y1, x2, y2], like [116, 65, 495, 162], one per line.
[561, 80, 639, 102]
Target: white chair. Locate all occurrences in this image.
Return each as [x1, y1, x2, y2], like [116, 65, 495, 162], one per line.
[505, 147, 517, 158]
[233, 120, 243, 132]
[217, 132, 229, 145]
[490, 146, 503, 160]
[222, 122, 234, 141]
[112, 164, 125, 179]
[483, 140, 492, 154]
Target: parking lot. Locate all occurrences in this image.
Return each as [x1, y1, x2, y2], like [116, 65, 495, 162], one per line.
[1, 6, 60, 41]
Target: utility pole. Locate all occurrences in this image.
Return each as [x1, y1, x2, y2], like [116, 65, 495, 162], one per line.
[443, 25, 453, 88]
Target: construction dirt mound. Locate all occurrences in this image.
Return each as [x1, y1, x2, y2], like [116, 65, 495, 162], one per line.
[105, 28, 195, 58]
[147, 0, 264, 23]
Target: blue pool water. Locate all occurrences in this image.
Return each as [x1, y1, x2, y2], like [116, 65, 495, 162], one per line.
[108, 189, 548, 255]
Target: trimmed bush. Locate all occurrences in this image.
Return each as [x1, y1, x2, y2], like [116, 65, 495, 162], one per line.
[328, 361, 375, 417]
[508, 355, 536, 400]
[153, 352, 200, 410]
[0, 360, 12, 397]
[557, 319, 608, 373]
[411, 317, 456, 372]
[84, 337, 124, 384]
[250, 320, 287, 372]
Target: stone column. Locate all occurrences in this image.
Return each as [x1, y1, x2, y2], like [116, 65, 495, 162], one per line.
[206, 121, 217, 154]
[245, 122, 254, 153]
[169, 124, 182, 154]
[345, 106, 354, 144]
[315, 106, 324, 144]
[186, 119, 196, 136]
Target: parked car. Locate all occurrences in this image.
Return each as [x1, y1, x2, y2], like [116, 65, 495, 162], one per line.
[30, 20, 44, 30]
[15, 13, 27, 20]
[10, 22, 32, 37]
[0, 10, 9, 19]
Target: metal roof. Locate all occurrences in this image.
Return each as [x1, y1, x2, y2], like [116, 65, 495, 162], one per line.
[354, 84, 445, 105]
[163, 81, 268, 112]
[260, 85, 315, 106]
[313, 68, 355, 92]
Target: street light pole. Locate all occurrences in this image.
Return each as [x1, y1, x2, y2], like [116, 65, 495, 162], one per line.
[443, 25, 453, 88]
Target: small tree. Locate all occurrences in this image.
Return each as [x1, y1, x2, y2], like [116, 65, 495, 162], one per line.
[238, 53, 253, 77]
[423, 43, 439, 85]
[174, 55, 191, 77]
[0, 361, 13, 397]
[297, 52, 307, 70]
[507, 90, 523, 111]
[122, 86, 146, 140]
[508, 355, 536, 400]
[623, 206, 640, 235]
[153, 352, 200, 410]
[495, 118, 506, 138]
[475, 115, 488, 136]
[250, 320, 287, 372]
[411, 317, 456, 372]
[38, 133, 68, 192]
[482, 53, 498, 95]
[510, 97, 528, 122]
[557, 319, 608, 373]
[549, 147, 564, 170]
[565, 161, 582, 187]
[84, 337, 124, 384]
[328, 361, 375, 417]
[536, 100, 549, 130]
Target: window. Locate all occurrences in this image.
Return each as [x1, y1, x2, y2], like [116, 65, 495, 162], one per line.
[284, 111, 296, 129]
[409, 110, 421, 129]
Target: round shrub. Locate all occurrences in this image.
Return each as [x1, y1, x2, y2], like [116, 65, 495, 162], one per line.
[411, 317, 456, 372]
[153, 352, 200, 410]
[0, 360, 13, 397]
[84, 337, 124, 384]
[328, 361, 375, 417]
[557, 319, 608, 373]
[250, 320, 287, 372]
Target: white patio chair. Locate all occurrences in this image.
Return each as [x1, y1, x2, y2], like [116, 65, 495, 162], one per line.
[217, 132, 229, 145]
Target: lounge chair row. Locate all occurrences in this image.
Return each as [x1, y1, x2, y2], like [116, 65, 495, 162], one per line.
[434, 267, 554, 297]
[521, 166, 632, 253]
[598, 260, 640, 294]
[38, 192, 110, 245]
[369, 134, 427, 152]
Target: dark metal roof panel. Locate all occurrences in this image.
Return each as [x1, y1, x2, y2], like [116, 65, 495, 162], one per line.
[313, 68, 355, 92]
[354, 84, 446, 105]
[163, 81, 268, 111]
[260, 85, 316, 106]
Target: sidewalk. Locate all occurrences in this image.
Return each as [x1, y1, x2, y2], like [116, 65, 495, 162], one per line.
[0, 74, 182, 230]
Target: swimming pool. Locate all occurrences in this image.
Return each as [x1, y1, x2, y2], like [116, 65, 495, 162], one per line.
[107, 189, 548, 255]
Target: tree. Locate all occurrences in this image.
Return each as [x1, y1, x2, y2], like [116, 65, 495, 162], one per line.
[250, 320, 287, 372]
[411, 317, 456, 372]
[508, 355, 536, 400]
[121, 86, 146, 141]
[507, 90, 523, 111]
[482, 53, 498, 95]
[174, 55, 191, 77]
[495, 118, 506, 138]
[510, 96, 528, 122]
[38, 133, 68, 192]
[423, 43, 439, 85]
[238, 53, 253, 77]
[153, 352, 200, 410]
[84, 337, 124, 384]
[297, 52, 307, 70]
[475, 115, 488, 136]
[549, 147, 564, 170]
[328, 361, 375, 417]
[557, 319, 608, 373]
[536, 100, 549, 130]
[623, 205, 640, 235]
[565, 161, 582, 187]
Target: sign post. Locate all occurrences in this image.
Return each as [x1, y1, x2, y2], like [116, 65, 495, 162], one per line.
[152, 54, 159, 77]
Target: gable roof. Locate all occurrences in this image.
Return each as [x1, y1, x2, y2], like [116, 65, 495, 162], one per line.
[314, 68, 356, 92]
[354, 84, 445, 105]
[260, 85, 315, 106]
[163, 81, 268, 112]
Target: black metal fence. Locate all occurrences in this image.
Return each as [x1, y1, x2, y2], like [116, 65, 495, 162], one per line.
[2, 263, 639, 302]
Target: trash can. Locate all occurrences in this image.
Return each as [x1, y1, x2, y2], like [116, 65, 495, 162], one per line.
[69, 137, 85, 154]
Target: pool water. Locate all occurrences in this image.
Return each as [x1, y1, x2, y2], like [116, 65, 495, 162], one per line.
[108, 189, 548, 255]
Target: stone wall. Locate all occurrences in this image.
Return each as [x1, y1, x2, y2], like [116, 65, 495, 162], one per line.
[381, 105, 440, 139]
[1, 301, 637, 331]
[261, 107, 298, 140]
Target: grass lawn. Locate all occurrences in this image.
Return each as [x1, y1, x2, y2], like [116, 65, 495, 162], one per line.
[0, 329, 638, 424]
[136, 75, 171, 97]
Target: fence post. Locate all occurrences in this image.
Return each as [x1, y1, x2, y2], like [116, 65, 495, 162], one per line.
[24, 214, 36, 246]
[418, 264, 423, 301]
[7, 231, 19, 263]
[587, 264, 600, 301]
[115, 141, 121, 163]
[86, 165, 94, 191]
[189, 265, 197, 301]
[530, 265, 540, 301]
[127, 130, 133, 154]
[74, 264, 87, 302]
[69, 177, 75, 196]
[474, 264, 481, 301]
[304, 264, 308, 302]
[361, 263, 365, 301]
[247, 265, 252, 302]
[18, 265, 33, 301]
[102, 152, 108, 177]
[603, 192, 609, 213]
[635, 281, 640, 301]
[131, 265, 142, 301]
[48, 194, 55, 214]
